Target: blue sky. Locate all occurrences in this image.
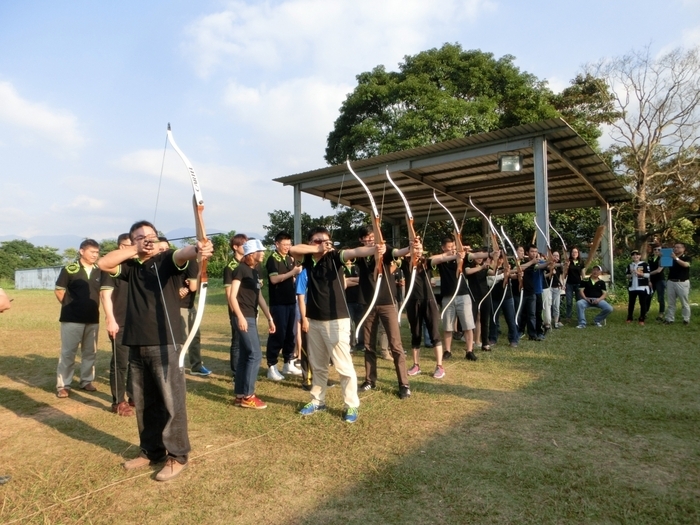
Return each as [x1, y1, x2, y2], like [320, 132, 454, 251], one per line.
[1, 0, 698, 244]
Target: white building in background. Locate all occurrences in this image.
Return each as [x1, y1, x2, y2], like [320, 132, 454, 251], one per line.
[15, 267, 62, 290]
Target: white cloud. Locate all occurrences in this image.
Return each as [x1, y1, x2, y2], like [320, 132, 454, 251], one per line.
[184, 0, 496, 79]
[50, 195, 105, 213]
[681, 25, 700, 48]
[0, 81, 85, 151]
[223, 76, 350, 168]
[114, 149, 169, 177]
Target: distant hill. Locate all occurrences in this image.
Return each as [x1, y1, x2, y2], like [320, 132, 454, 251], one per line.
[0, 234, 84, 252]
[0, 228, 264, 252]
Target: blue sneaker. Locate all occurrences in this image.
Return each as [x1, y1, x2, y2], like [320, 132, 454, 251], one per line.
[299, 402, 326, 416]
[190, 366, 212, 377]
[344, 407, 359, 423]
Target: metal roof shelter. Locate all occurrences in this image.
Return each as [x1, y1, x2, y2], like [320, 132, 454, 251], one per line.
[275, 118, 630, 274]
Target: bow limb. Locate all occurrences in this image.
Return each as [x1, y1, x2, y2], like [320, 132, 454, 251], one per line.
[501, 225, 524, 322]
[386, 169, 419, 324]
[166, 124, 209, 368]
[549, 222, 568, 284]
[468, 197, 504, 311]
[433, 191, 463, 319]
[533, 216, 557, 289]
[347, 161, 384, 339]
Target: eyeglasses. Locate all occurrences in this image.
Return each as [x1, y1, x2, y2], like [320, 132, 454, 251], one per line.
[311, 238, 330, 244]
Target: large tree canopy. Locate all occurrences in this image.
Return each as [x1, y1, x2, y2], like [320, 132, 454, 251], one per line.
[326, 43, 563, 165]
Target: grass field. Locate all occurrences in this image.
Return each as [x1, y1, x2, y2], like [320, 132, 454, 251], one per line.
[0, 285, 698, 524]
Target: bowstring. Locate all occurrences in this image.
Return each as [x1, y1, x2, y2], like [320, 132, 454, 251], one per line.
[152, 128, 180, 358]
[154, 133, 169, 224]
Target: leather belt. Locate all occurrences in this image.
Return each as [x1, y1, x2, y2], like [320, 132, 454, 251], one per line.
[669, 279, 687, 282]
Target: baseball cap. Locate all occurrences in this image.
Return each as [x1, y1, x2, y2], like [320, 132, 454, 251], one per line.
[243, 239, 265, 256]
[630, 250, 640, 255]
[592, 265, 603, 272]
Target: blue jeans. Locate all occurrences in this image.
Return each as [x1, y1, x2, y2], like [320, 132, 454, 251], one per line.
[576, 299, 613, 326]
[565, 283, 580, 319]
[129, 344, 190, 463]
[229, 314, 240, 375]
[520, 293, 543, 338]
[266, 304, 297, 366]
[490, 296, 519, 344]
[234, 317, 262, 397]
[649, 279, 666, 315]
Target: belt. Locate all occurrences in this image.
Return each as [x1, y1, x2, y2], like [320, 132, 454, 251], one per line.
[669, 279, 687, 282]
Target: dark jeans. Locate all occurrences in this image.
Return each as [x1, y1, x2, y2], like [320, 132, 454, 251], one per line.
[405, 299, 441, 349]
[229, 314, 240, 375]
[490, 296, 519, 345]
[266, 304, 297, 366]
[565, 283, 580, 319]
[648, 280, 666, 315]
[362, 304, 409, 387]
[520, 293, 543, 338]
[109, 328, 132, 405]
[234, 317, 262, 397]
[471, 293, 493, 346]
[628, 290, 650, 321]
[129, 344, 190, 464]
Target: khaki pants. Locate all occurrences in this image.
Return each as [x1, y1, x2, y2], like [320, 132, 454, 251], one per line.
[56, 322, 98, 390]
[307, 318, 359, 409]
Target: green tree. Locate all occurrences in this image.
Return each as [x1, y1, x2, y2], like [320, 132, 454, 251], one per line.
[551, 73, 620, 151]
[0, 240, 63, 280]
[263, 207, 369, 248]
[62, 248, 78, 264]
[326, 43, 559, 165]
[99, 239, 118, 256]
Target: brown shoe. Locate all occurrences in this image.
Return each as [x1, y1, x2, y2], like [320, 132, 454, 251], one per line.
[56, 388, 69, 398]
[155, 458, 187, 481]
[123, 456, 155, 470]
[112, 401, 134, 417]
[80, 383, 97, 392]
[381, 350, 393, 360]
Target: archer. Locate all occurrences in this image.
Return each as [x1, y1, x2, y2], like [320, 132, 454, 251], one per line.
[98, 220, 213, 481]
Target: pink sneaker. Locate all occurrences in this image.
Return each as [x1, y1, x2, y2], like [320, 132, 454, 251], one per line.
[432, 365, 445, 379]
[407, 364, 421, 376]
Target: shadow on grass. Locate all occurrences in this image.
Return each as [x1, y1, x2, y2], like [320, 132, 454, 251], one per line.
[276, 333, 700, 525]
[0, 387, 134, 454]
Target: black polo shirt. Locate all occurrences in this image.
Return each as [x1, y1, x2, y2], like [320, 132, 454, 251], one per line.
[179, 260, 198, 309]
[567, 259, 584, 285]
[266, 251, 297, 306]
[224, 258, 242, 315]
[431, 258, 469, 297]
[403, 257, 434, 305]
[302, 251, 349, 321]
[231, 262, 260, 318]
[55, 262, 104, 324]
[116, 250, 186, 346]
[101, 273, 128, 327]
[466, 265, 490, 298]
[580, 277, 607, 299]
[648, 255, 665, 284]
[668, 254, 691, 281]
[344, 262, 361, 304]
[355, 248, 399, 306]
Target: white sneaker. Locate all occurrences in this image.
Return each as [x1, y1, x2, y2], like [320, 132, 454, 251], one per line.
[267, 365, 285, 381]
[282, 361, 302, 376]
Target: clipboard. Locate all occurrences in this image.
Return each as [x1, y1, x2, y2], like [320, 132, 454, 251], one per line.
[660, 248, 674, 267]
